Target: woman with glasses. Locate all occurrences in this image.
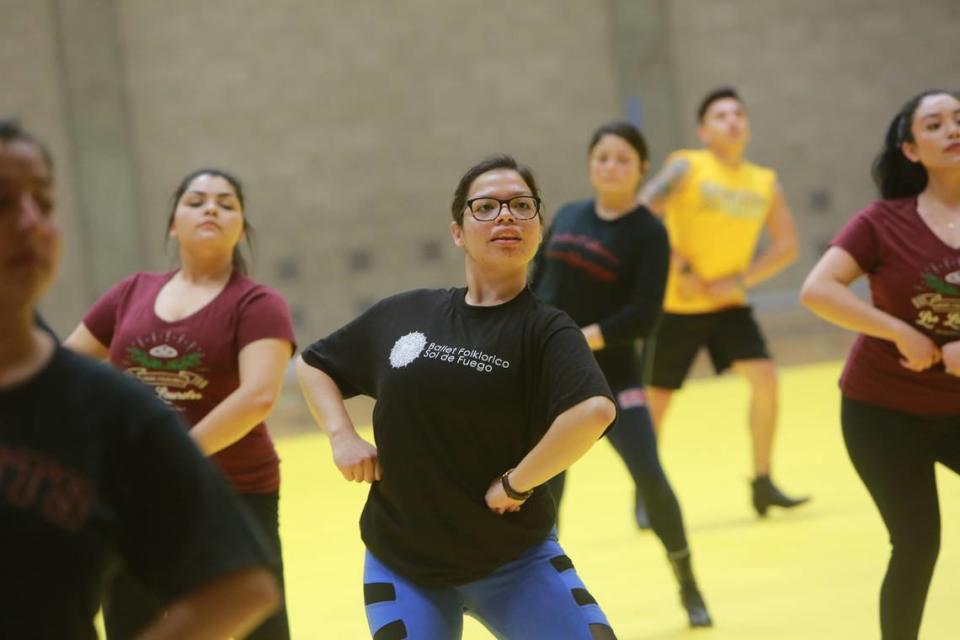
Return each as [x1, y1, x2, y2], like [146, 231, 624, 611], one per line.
[65, 168, 296, 639]
[801, 89, 960, 640]
[531, 121, 711, 628]
[298, 155, 619, 639]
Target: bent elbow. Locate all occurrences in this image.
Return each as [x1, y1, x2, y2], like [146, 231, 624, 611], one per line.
[799, 280, 824, 311]
[782, 239, 800, 265]
[244, 568, 281, 621]
[252, 390, 280, 416]
[588, 396, 617, 430]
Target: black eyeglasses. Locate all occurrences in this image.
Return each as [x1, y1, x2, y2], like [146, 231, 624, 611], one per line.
[465, 196, 541, 221]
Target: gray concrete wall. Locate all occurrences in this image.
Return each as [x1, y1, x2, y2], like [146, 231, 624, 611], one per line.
[3, 0, 958, 342]
[115, 0, 619, 338]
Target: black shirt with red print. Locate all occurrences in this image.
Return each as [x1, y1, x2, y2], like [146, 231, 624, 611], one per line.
[532, 199, 669, 386]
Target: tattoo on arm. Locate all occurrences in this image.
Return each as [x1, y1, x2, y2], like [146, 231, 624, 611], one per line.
[640, 157, 690, 205]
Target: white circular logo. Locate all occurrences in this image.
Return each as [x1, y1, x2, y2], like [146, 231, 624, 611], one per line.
[945, 270, 960, 285]
[389, 332, 427, 368]
[149, 344, 179, 358]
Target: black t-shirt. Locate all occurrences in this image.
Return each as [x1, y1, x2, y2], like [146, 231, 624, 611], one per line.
[0, 347, 271, 639]
[302, 287, 612, 587]
[531, 200, 669, 386]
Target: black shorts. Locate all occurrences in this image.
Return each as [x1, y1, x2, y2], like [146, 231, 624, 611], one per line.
[643, 306, 771, 390]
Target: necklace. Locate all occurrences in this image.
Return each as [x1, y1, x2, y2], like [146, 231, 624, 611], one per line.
[918, 195, 960, 231]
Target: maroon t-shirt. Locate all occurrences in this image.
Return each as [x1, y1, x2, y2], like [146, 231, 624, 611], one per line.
[832, 197, 960, 415]
[83, 270, 296, 492]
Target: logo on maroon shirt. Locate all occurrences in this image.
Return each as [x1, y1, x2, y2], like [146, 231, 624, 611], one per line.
[911, 260, 960, 335]
[123, 331, 209, 404]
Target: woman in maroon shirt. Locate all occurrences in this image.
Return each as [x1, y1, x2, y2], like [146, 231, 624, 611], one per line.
[801, 90, 960, 640]
[66, 169, 296, 640]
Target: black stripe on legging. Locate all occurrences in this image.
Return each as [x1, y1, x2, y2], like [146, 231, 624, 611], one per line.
[364, 582, 397, 605]
[373, 619, 408, 640]
[572, 588, 597, 606]
[550, 554, 575, 573]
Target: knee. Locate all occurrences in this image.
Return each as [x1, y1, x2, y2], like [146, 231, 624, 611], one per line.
[890, 528, 940, 572]
[737, 361, 777, 393]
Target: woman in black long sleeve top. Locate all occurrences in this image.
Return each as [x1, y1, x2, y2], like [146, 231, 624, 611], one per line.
[532, 122, 711, 628]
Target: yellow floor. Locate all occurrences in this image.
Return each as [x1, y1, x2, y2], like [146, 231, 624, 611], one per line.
[277, 362, 960, 639]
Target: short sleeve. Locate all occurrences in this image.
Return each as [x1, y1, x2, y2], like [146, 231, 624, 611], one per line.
[537, 319, 614, 427]
[236, 286, 297, 354]
[113, 407, 272, 602]
[82, 275, 137, 347]
[300, 300, 386, 399]
[831, 208, 879, 273]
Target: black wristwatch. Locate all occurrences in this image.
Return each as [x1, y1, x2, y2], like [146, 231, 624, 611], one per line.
[501, 471, 535, 501]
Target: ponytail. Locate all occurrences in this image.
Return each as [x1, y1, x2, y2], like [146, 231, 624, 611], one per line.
[871, 90, 960, 199]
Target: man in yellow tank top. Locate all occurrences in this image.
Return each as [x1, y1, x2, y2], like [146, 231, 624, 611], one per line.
[639, 88, 809, 517]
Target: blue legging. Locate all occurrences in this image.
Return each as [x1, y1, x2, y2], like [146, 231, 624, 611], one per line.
[548, 384, 689, 553]
[363, 535, 614, 639]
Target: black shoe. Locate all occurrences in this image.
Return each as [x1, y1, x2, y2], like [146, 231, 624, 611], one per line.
[751, 475, 810, 517]
[668, 552, 713, 628]
[681, 583, 713, 628]
[634, 490, 651, 530]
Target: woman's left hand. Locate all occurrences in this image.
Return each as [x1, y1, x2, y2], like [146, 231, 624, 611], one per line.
[941, 341, 960, 376]
[485, 477, 526, 515]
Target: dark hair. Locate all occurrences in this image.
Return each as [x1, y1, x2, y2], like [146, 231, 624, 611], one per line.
[165, 168, 255, 274]
[450, 154, 542, 226]
[587, 121, 649, 162]
[872, 89, 960, 200]
[0, 119, 54, 172]
[697, 87, 742, 123]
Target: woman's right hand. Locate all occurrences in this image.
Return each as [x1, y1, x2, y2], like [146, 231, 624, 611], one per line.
[893, 324, 941, 371]
[329, 429, 382, 483]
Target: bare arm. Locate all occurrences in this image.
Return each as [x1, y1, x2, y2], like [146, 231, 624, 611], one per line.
[485, 395, 616, 512]
[295, 356, 381, 482]
[136, 567, 278, 640]
[64, 323, 110, 360]
[800, 246, 940, 371]
[638, 156, 690, 215]
[742, 181, 799, 287]
[190, 338, 293, 455]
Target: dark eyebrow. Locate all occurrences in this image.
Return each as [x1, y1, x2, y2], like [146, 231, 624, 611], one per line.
[186, 190, 236, 197]
[469, 190, 533, 200]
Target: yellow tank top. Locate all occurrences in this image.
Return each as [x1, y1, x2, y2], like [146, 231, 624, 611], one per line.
[661, 149, 776, 313]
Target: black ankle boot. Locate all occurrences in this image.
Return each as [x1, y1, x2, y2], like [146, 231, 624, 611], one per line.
[668, 551, 712, 628]
[751, 475, 810, 517]
[634, 489, 651, 530]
